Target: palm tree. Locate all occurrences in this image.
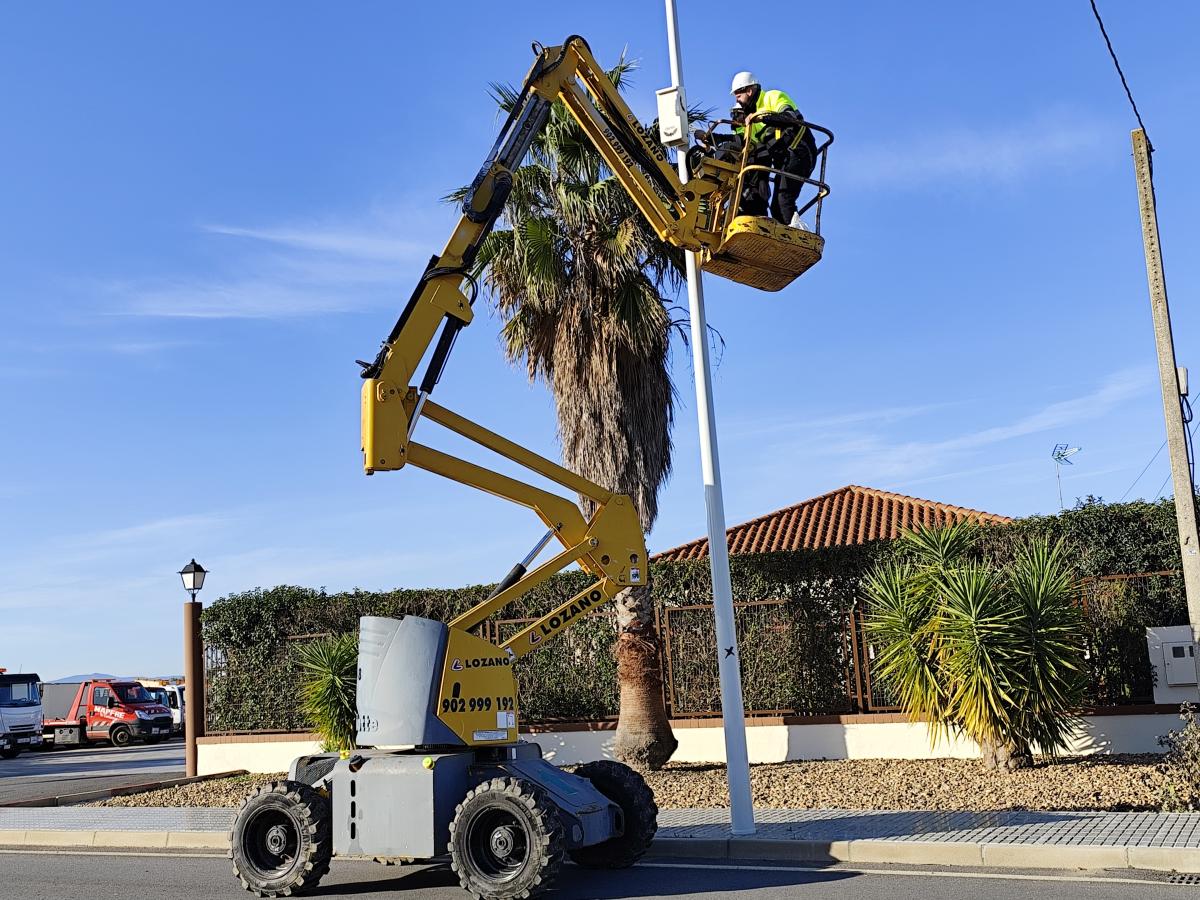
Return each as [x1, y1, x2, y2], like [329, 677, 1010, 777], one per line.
[864, 522, 1085, 771]
[462, 58, 684, 769]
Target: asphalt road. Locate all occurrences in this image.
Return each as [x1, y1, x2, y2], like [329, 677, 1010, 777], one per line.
[0, 740, 185, 805]
[0, 851, 1188, 900]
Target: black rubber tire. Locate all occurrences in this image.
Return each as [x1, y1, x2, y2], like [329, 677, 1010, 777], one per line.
[229, 780, 331, 898]
[449, 777, 563, 899]
[568, 761, 657, 869]
[108, 726, 132, 748]
[0, 748, 19, 760]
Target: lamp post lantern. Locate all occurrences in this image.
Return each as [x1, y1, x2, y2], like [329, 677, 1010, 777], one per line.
[179, 559, 207, 776]
[180, 558, 206, 598]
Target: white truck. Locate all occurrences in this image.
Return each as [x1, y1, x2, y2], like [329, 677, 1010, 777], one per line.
[0, 670, 44, 758]
[143, 683, 186, 736]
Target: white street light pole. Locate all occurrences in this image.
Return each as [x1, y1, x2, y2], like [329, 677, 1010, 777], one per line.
[662, 0, 755, 836]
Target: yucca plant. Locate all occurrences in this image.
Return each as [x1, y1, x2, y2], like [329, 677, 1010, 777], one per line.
[295, 633, 358, 754]
[864, 522, 1085, 770]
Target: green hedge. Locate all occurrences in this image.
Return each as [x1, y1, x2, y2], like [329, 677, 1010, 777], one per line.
[202, 497, 1192, 732]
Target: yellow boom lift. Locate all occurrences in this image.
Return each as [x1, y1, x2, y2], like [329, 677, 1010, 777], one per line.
[230, 35, 831, 900]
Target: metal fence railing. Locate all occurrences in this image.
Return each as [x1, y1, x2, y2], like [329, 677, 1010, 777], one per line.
[204, 635, 327, 735]
[204, 573, 1178, 734]
[661, 600, 856, 718]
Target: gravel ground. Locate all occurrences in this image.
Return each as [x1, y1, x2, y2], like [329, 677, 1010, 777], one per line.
[89, 754, 1167, 812]
[645, 755, 1166, 812]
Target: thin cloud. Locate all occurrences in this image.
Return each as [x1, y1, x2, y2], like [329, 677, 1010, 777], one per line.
[0, 513, 228, 604]
[204, 224, 425, 262]
[115, 277, 374, 319]
[841, 112, 1108, 189]
[900, 366, 1153, 460]
[111, 206, 449, 319]
[105, 339, 194, 355]
[880, 460, 1031, 492]
[727, 401, 960, 442]
[746, 366, 1155, 486]
[0, 366, 41, 379]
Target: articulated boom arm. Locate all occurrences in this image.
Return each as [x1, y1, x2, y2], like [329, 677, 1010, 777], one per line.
[359, 36, 674, 659]
[359, 35, 825, 659]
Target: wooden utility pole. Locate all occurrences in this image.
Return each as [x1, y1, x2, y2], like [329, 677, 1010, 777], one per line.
[1132, 128, 1200, 641]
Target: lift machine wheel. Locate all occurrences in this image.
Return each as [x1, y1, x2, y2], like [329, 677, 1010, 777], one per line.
[229, 780, 332, 898]
[449, 777, 564, 899]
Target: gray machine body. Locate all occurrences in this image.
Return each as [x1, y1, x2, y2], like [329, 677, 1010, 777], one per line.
[288, 615, 622, 859]
[290, 744, 620, 859]
[356, 615, 462, 748]
[292, 614, 619, 859]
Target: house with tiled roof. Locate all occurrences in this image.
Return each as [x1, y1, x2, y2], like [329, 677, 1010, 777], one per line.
[653, 484, 1012, 562]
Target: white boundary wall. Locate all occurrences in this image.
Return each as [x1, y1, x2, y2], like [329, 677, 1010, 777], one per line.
[198, 713, 1178, 776]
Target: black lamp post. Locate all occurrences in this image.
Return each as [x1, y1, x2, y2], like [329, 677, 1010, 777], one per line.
[179, 559, 207, 776]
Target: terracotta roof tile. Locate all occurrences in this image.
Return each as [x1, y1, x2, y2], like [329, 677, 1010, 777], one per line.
[652, 485, 1013, 562]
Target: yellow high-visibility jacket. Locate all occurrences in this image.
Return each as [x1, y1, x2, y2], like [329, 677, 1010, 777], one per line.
[735, 88, 798, 144]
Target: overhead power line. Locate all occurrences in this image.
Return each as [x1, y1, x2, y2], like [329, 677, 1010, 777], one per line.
[1120, 438, 1166, 502]
[1153, 418, 1200, 500]
[1088, 0, 1153, 151]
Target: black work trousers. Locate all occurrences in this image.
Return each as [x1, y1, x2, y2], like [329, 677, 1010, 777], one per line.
[769, 145, 816, 224]
[714, 136, 816, 223]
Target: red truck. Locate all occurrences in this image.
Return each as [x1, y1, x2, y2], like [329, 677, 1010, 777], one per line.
[41, 679, 173, 748]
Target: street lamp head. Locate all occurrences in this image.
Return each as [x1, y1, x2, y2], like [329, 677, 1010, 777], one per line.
[179, 559, 207, 597]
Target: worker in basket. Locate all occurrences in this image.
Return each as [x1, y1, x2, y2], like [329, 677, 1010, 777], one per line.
[706, 71, 818, 227]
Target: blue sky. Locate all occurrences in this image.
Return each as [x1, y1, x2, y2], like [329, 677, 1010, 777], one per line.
[2, 2, 1198, 677]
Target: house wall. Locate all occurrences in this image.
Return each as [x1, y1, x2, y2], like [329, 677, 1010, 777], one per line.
[197, 710, 1181, 776]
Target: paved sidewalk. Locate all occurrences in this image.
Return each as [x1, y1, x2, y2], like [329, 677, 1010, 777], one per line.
[3, 806, 1200, 872]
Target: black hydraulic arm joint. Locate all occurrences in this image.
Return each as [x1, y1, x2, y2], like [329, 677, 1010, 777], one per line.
[357, 255, 440, 379]
[418, 318, 462, 396]
[486, 563, 528, 601]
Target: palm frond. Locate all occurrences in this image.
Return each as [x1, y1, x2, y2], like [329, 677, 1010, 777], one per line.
[295, 633, 358, 753]
[901, 520, 979, 569]
[459, 55, 680, 532]
[937, 564, 1020, 747]
[863, 561, 949, 738]
[1006, 537, 1086, 754]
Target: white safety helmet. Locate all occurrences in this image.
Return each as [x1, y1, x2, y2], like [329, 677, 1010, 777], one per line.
[730, 71, 759, 95]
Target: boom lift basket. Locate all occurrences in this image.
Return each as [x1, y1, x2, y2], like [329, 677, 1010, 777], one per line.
[698, 116, 833, 292]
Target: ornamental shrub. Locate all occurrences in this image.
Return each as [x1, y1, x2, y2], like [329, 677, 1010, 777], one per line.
[864, 522, 1087, 770]
[295, 633, 358, 753]
[1159, 704, 1200, 811]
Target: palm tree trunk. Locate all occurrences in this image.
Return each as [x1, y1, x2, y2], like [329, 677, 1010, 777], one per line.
[611, 584, 677, 770]
[980, 737, 1032, 772]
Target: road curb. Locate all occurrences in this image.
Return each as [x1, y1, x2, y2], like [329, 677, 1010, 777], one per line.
[647, 836, 1200, 873]
[0, 770, 249, 808]
[0, 830, 226, 850]
[2, 830, 1199, 872]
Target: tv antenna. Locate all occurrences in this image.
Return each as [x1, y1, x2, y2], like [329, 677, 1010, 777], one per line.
[1052, 443, 1081, 511]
